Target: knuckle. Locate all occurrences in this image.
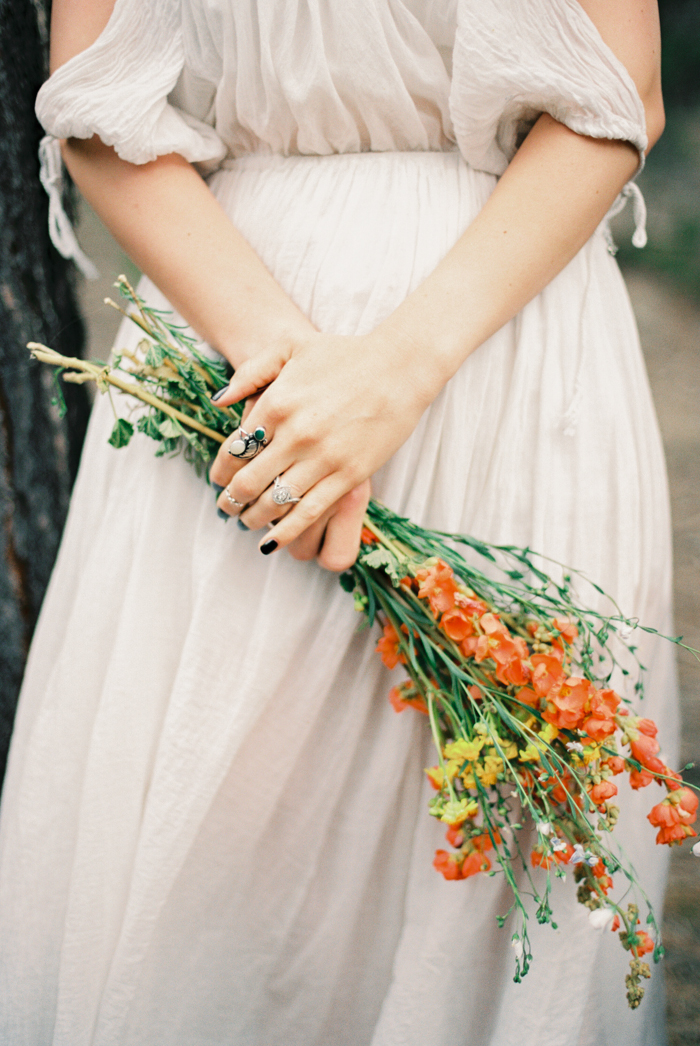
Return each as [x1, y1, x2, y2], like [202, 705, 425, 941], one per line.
[318, 547, 357, 573]
[231, 473, 258, 502]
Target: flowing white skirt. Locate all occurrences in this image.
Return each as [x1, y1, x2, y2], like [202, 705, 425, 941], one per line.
[0, 150, 678, 1046]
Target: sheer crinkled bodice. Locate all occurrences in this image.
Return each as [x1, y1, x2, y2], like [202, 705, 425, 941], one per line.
[36, 0, 647, 174]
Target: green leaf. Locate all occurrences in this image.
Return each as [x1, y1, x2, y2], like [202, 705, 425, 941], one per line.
[144, 341, 165, 367]
[339, 571, 356, 593]
[137, 413, 165, 441]
[108, 418, 134, 448]
[158, 416, 187, 439]
[360, 547, 408, 586]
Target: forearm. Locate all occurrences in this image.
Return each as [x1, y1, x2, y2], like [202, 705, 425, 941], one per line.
[376, 114, 640, 397]
[61, 136, 313, 366]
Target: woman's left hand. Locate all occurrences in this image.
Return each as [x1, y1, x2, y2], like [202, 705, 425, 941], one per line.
[208, 329, 437, 559]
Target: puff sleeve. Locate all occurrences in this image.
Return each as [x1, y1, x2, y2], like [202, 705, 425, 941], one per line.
[35, 0, 225, 168]
[450, 0, 648, 178]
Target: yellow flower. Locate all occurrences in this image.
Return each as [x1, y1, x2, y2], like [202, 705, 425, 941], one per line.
[461, 770, 477, 789]
[537, 723, 559, 745]
[444, 737, 485, 763]
[496, 739, 519, 760]
[477, 754, 504, 786]
[425, 766, 446, 790]
[518, 744, 541, 763]
[444, 736, 485, 780]
[440, 798, 479, 826]
[582, 743, 602, 766]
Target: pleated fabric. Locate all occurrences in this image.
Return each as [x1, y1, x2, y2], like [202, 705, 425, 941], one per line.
[2, 3, 677, 1045]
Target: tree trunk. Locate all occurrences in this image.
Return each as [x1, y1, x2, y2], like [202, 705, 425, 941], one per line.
[0, 0, 90, 787]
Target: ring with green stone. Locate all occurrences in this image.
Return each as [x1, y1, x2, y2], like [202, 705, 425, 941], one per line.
[227, 426, 268, 459]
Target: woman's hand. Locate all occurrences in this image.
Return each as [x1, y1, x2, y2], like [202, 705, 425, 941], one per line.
[208, 328, 437, 557]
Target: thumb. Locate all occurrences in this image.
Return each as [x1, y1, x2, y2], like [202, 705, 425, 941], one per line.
[211, 345, 290, 406]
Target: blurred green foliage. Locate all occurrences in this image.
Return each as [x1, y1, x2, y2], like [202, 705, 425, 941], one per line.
[616, 1, 700, 298]
[659, 0, 700, 106]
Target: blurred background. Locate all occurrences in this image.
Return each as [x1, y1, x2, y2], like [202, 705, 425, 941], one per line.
[1, 0, 697, 1040]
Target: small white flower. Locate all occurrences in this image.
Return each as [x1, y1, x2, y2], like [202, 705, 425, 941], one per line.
[536, 821, 553, 837]
[511, 936, 524, 961]
[566, 741, 585, 754]
[586, 853, 601, 868]
[588, 907, 615, 931]
[569, 843, 586, 865]
[692, 841, 700, 858]
[618, 624, 633, 642]
[551, 837, 568, 852]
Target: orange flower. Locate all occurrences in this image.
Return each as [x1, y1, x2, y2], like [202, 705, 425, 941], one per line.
[588, 780, 618, 807]
[548, 770, 575, 805]
[460, 851, 491, 878]
[360, 526, 378, 545]
[542, 676, 592, 731]
[416, 560, 459, 615]
[553, 617, 579, 644]
[445, 825, 465, 848]
[601, 755, 625, 776]
[629, 733, 665, 775]
[433, 850, 462, 880]
[629, 766, 655, 790]
[376, 623, 404, 669]
[461, 637, 478, 657]
[632, 930, 654, 958]
[388, 685, 428, 715]
[513, 686, 540, 709]
[582, 688, 620, 742]
[531, 848, 556, 869]
[637, 718, 658, 738]
[530, 654, 566, 697]
[648, 787, 699, 845]
[441, 606, 476, 642]
[471, 830, 501, 852]
[611, 914, 620, 932]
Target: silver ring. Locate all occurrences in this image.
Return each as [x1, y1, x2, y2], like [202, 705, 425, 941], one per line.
[272, 475, 301, 506]
[224, 488, 243, 509]
[227, 426, 267, 459]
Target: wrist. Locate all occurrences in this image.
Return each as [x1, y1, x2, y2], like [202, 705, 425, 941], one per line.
[217, 314, 316, 371]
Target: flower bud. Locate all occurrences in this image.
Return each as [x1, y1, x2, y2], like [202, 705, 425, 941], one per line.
[589, 907, 615, 931]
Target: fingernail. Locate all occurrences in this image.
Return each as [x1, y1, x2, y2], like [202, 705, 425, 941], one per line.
[211, 386, 228, 402]
[217, 508, 229, 522]
[211, 482, 224, 494]
[237, 518, 250, 531]
[260, 539, 278, 555]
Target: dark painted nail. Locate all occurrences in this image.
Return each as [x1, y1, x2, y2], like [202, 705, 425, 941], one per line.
[237, 518, 250, 531]
[211, 482, 224, 494]
[211, 386, 228, 402]
[260, 539, 278, 555]
[217, 508, 229, 522]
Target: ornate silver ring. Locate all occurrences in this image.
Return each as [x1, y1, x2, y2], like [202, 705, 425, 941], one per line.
[272, 475, 301, 506]
[227, 426, 268, 459]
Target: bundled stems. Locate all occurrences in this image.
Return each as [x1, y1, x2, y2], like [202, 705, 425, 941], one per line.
[29, 277, 700, 1009]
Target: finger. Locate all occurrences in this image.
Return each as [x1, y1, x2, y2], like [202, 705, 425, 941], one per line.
[225, 436, 303, 510]
[209, 414, 275, 488]
[233, 463, 317, 531]
[210, 346, 290, 408]
[286, 515, 330, 562]
[257, 473, 353, 554]
[316, 483, 370, 572]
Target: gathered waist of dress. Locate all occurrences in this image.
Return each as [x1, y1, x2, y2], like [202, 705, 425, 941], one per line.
[218, 146, 462, 173]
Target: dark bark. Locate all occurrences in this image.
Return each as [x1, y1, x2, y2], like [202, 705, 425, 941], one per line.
[0, 0, 90, 786]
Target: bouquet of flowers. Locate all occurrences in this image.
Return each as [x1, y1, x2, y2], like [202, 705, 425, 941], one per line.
[30, 277, 699, 1009]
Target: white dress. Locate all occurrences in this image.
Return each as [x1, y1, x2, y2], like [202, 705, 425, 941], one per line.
[0, 1, 678, 1044]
